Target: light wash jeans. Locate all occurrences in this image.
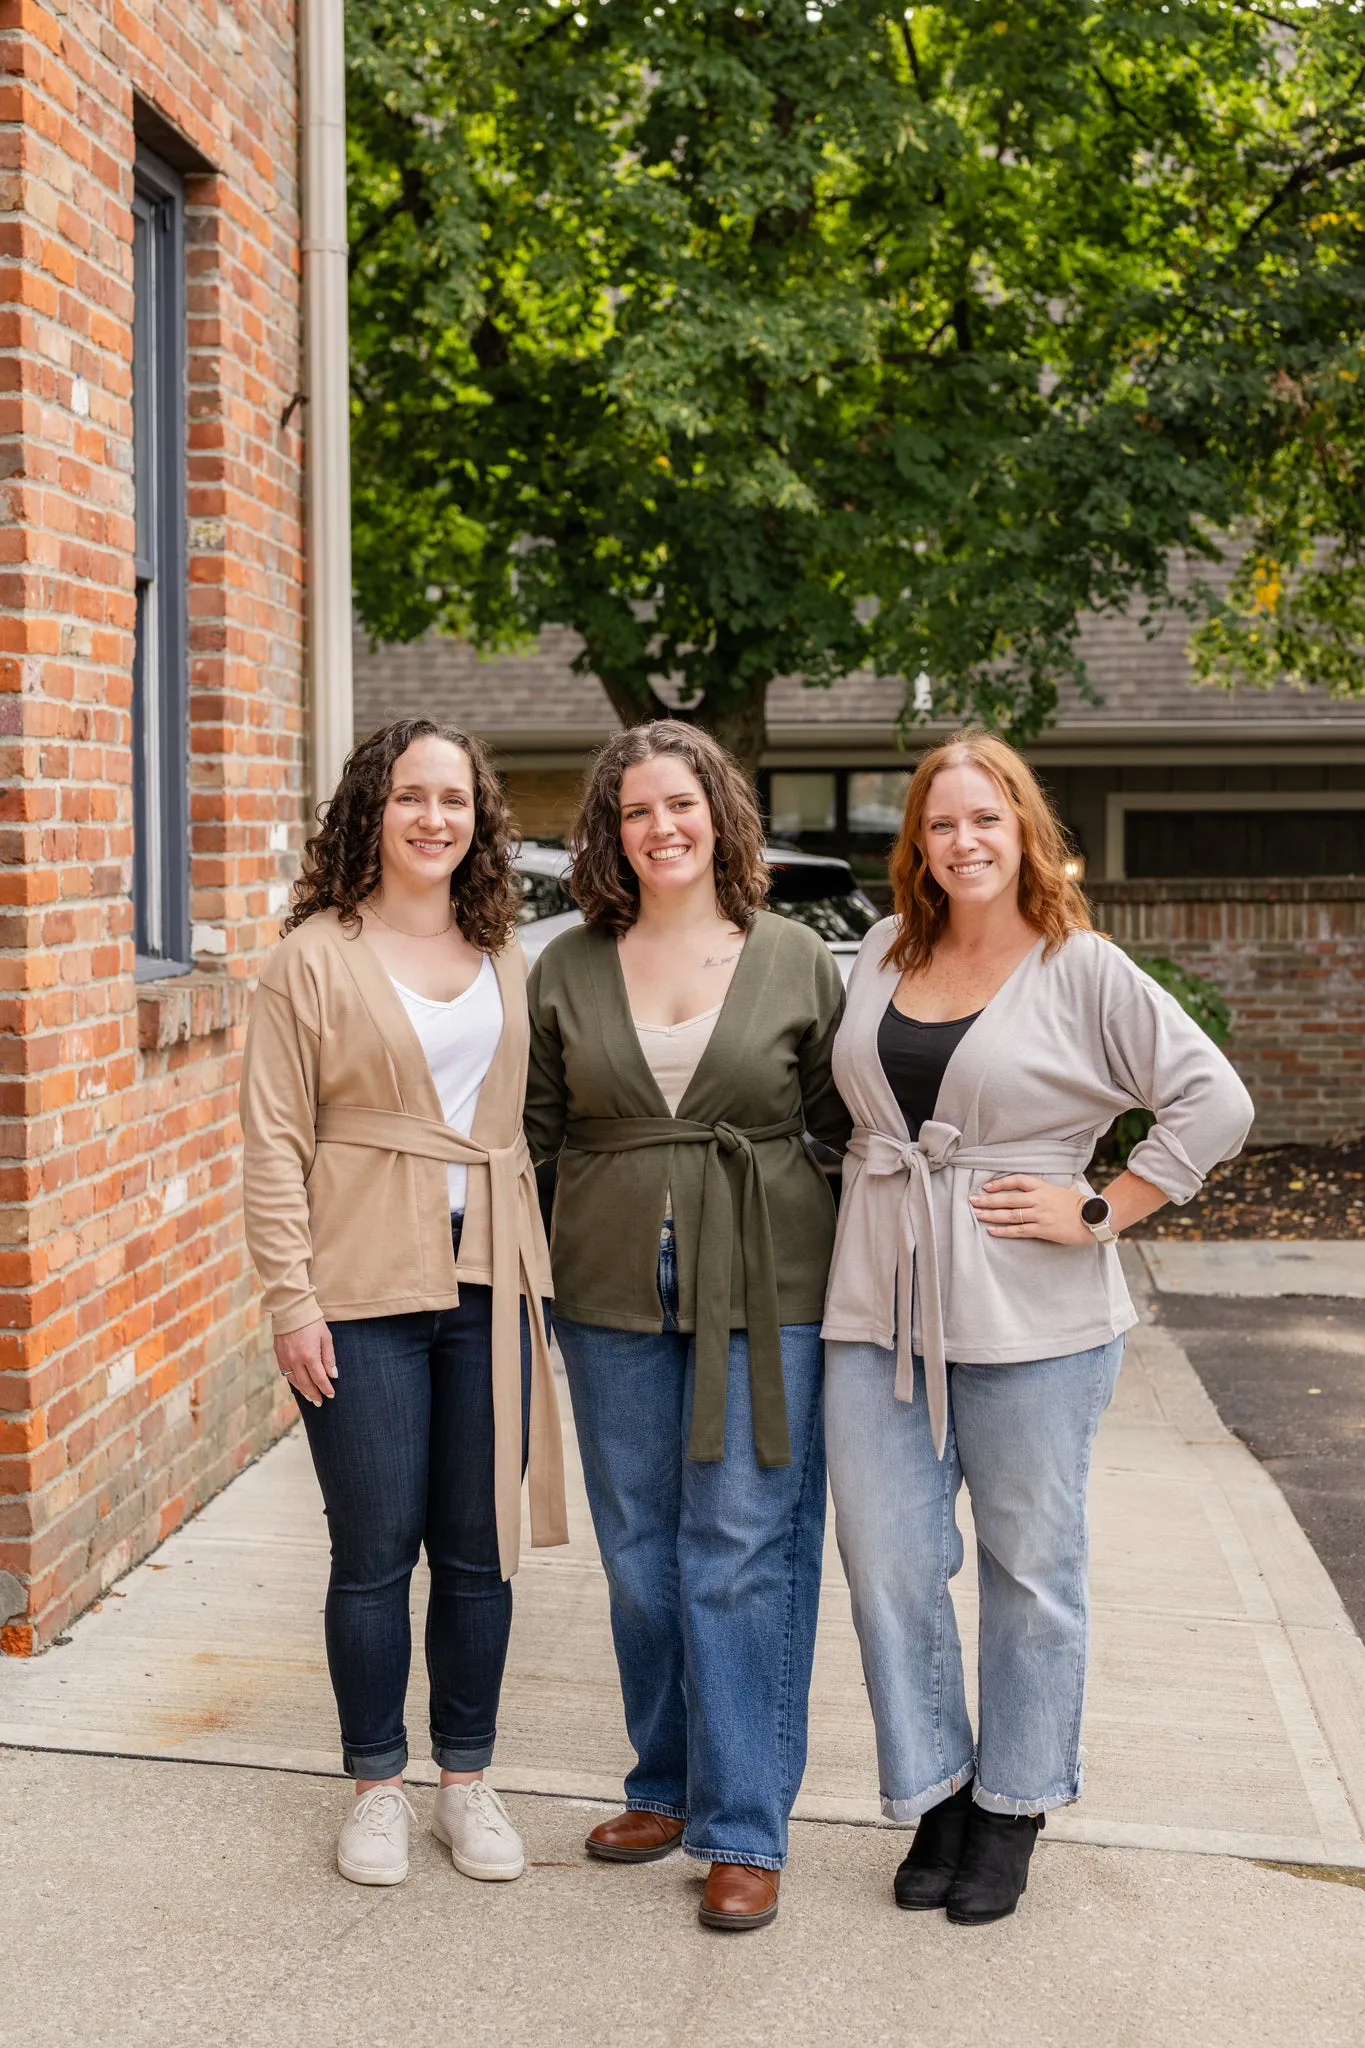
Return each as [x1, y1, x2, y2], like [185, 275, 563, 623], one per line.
[554, 1224, 826, 1871]
[825, 1335, 1123, 1821]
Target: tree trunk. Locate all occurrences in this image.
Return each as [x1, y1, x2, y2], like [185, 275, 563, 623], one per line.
[592, 668, 674, 733]
[592, 669, 771, 785]
[697, 683, 769, 784]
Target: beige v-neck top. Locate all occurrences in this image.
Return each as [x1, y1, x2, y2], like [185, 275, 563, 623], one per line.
[634, 1003, 723, 1116]
[635, 1004, 723, 1219]
[240, 909, 566, 1576]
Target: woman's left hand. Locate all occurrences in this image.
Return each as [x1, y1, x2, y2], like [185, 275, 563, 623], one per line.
[971, 1174, 1091, 1246]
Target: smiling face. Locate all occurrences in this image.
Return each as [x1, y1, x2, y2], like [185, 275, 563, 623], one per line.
[618, 753, 718, 902]
[920, 762, 1023, 909]
[378, 736, 477, 894]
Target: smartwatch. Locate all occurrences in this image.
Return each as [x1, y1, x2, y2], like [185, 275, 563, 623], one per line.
[1080, 1194, 1118, 1245]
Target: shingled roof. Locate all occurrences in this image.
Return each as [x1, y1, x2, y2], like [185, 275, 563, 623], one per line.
[353, 567, 1365, 747]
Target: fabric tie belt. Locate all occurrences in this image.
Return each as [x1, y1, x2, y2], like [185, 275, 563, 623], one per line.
[565, 1112, 806, 1467]
[846, 1120, 1091, 1460]
[314, 1104, 567, 1579]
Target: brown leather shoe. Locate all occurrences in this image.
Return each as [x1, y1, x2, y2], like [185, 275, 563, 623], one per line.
[585, 1809, 686, 1863]
[698, 1862, 781, 1931]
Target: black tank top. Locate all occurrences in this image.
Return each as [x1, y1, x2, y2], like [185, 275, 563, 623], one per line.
[877, 1000, 982, 1140]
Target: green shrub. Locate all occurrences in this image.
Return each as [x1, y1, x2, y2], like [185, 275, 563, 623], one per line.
[1108, 954, 1233, 1165]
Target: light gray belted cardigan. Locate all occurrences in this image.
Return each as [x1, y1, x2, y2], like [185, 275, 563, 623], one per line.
[821, 921, 1254, 1455]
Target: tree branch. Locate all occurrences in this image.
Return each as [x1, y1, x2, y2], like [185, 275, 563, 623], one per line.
[1237, 143, 1365, 252]
[1231, 1, 1303, 29]
[1089, 61, 1154, 139]
[899, 19, 929, 103]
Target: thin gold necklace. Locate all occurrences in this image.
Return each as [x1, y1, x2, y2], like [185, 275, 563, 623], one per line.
[366, 901, 456, 940]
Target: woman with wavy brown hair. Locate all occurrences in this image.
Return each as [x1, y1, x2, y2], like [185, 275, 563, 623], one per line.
[240, 718, 566, 1890]
[524, 719, 850, 1932]
[822, 729, 1251, 1927]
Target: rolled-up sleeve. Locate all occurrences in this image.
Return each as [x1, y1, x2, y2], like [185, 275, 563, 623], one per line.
[1102, 972, 1254, 1203]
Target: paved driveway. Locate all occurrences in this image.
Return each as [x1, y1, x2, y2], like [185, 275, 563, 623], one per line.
[1139, 1242, 1365, 1636]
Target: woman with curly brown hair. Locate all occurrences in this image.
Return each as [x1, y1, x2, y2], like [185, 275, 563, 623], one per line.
[240, 719, 565, 1890]
[821, 731, 1251, 1926]
[524, 720, 850, 1932]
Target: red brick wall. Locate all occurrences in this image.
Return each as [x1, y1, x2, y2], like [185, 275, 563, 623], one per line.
[1089, 881, 1365, 1148]
[0, 0, 304, 1652]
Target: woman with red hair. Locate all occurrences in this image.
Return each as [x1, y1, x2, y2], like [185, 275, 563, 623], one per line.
[822, 730, 1251, 1926]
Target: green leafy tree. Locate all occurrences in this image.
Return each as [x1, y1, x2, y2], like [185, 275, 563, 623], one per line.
[346, 0, 1365, 774]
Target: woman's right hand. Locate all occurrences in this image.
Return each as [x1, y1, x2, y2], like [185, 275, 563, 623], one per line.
[274, 1318, 338, 1407]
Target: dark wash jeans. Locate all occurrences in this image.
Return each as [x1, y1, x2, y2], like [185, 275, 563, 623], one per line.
[554, 1221, 827, 1870]
[294, 1217, 532, 1780]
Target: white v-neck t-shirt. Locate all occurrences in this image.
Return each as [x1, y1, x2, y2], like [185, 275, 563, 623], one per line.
[390, 955, 503, 1214]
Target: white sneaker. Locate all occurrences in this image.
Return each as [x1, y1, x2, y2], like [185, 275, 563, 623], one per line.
[337, 1786, 415, 1886]
[431, 1779, 526, 1881]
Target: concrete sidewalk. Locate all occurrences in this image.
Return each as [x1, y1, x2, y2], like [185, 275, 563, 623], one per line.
[3, 1246, 1365, 2044]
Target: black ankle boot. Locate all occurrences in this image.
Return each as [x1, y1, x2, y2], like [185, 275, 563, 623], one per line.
[893, 1782, 975, 1911]
[945, 1808, 1044, 1926]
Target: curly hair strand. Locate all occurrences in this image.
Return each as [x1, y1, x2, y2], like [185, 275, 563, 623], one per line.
[285, 719, 519, 953]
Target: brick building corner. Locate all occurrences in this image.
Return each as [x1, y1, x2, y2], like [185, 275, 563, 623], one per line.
[0, 0, 307, 1653]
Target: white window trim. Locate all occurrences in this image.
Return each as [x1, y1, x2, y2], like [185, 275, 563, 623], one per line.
[1104, 789, 1365, 880]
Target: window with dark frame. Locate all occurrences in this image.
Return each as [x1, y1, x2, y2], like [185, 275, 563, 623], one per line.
[131, 144, 190, 978]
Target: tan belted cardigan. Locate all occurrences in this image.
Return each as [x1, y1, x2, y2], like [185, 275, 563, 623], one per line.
[239, 908, 567, 1577]
[822, 920, 1254, 1456]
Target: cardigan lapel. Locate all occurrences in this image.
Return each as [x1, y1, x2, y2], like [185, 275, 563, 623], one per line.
[675, 912, 774, 1121]
[587, 914, 769, 1123]
[323, 913, 527, 1147]
[324, 913, 446, 1122]
[469, 944, 526, 1149]
[835, 923, 907, 1142]
[932, 937, 1045, 1140]
[840, 924, 1046, 1146]
[585, 925, 673, 1116]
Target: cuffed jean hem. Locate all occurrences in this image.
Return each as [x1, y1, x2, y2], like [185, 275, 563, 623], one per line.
[432, 1736, 497, 1773]
[342, 1742, 408, 1780]
[682, 1844, 785, 1872]
[974, 1775, 1081, 1818]
[880, 1760, 976, 1825]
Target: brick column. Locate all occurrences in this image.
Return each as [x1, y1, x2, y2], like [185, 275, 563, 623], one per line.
[1089, 880, 1365, 1148]
[0, 0, 305, 1652]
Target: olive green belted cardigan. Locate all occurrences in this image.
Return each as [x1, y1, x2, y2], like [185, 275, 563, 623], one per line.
[524, 913, 851, 1466]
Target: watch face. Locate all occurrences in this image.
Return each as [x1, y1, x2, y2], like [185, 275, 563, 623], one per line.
[1080, 1196, 1111, 1228]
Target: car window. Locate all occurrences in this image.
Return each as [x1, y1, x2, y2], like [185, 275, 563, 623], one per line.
[767, 892, 880, 943]
[515, 871, 575, 925]
[765, 864, 880, 943]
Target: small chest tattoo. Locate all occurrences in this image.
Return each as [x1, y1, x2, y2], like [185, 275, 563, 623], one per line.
[704, 951, 740, 968]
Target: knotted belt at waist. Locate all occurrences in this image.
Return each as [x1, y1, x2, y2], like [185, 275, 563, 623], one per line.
[313, 1105, 566, 1578]
[846, 1119, 1092, 1460]
[565, 1112, 806, 1467]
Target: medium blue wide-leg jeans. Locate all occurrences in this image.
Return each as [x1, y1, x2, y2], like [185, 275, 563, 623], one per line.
[825, 1336, 1123, 1821]
[554, 1226, 826, 1871]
